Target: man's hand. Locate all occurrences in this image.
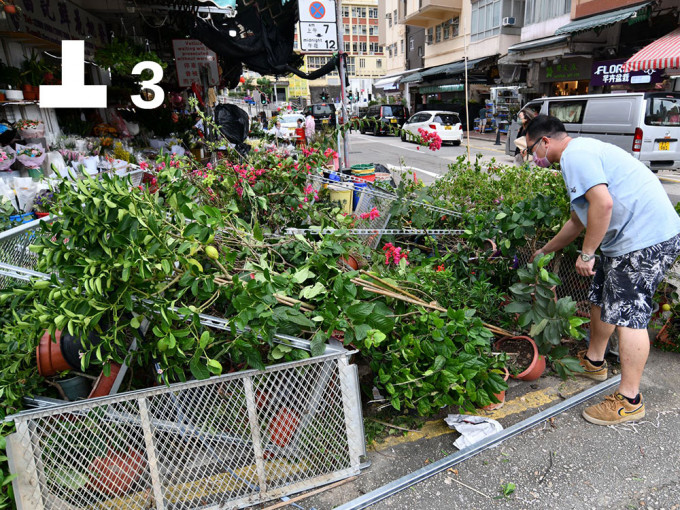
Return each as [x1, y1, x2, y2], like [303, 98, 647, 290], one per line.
[529, 249, 544, 263]
[575, 256, 596, 277]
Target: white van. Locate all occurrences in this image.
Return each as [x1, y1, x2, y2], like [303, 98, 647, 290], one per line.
[507, 92, 680, 172]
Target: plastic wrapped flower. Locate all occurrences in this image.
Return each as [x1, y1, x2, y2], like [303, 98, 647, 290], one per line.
[16, 143, 46, 169]
[0, 145, 16, 171]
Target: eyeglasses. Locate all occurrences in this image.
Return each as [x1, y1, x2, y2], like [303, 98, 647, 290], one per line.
[527, 136, 549, 156]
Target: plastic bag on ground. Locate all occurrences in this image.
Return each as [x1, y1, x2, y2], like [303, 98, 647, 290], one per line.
[445, 414, 503, 450]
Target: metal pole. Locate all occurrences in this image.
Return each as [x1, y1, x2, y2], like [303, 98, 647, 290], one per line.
[335, 375, 621, 510]
[336, 0, 350, 169]
[463, 18, 471, 162]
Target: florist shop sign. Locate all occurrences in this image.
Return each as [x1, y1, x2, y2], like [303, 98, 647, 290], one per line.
[172, 39, 219, 88]
[539, 57, 591, 83]
[3, 0, 107, 57]
[591, 59, 663, 87]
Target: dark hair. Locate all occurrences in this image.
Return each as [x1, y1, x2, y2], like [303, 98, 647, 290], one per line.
[519, 108, 536, 124]
[526, 114, 566, 141]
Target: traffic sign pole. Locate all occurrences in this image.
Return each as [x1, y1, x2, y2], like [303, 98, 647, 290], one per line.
[335, 0, 350, 169]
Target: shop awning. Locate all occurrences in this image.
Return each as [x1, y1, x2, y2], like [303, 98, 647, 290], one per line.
[508, 35, 569, 53]
[555, 2, 651, 35]
[401, 72, 424, 84]
[374, 69, 422, 90]
[420, 56, 490, 78]
[624, 28, 680, 71]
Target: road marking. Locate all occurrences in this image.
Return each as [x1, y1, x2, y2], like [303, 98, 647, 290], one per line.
[371, 378, 595, 451]
[349, 135, 508, 155]
[385, 163, 441, 179]
[659, 176, 680, 184]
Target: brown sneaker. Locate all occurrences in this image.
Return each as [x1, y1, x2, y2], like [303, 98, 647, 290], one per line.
[582, 393, 645, 426]
[576, 350, 608, 381]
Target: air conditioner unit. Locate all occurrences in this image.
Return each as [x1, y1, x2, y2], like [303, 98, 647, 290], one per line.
[502, 17, 516, 27]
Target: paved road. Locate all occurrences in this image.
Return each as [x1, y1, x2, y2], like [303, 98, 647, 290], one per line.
[345, 132, 680, 204]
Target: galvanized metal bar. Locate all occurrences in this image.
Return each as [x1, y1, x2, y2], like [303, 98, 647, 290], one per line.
[338, 357, 367, 464]
[243, 376, 268, 494]
[281, 228, 465, 236]
[336, 375, 622, 510]
[138, 397, 166, 510]
[5, 429, 43, 510]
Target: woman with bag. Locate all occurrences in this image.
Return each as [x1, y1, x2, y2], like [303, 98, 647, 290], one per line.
[513, 109, 537, 165]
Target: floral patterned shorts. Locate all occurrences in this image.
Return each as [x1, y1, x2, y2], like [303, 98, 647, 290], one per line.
[589, 234, 680, 329]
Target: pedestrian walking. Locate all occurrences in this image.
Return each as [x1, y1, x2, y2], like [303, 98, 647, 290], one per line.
[305, 113, 316, 143]
[526, 114, 680, 426]
[513, 109, 537, 165]
[295, 118, 306, 147]
[478, 106, 487, 133]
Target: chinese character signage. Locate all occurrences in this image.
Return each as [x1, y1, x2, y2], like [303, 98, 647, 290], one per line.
[539, 58, 591, 83]
[5, 0, 107, 56]
[591, 59, 663, 87]
[172, 39, 219, 88]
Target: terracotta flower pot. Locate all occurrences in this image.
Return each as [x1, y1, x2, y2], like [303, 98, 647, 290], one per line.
[482, 367, 510, 411]
[339, 255, 358, 270]
[269, 407, 300, 447]
[495, 335, 546, 382]
[87, 363, 122, 399]
[21, 84, 33, 94]
[88, 448, 145, 496]
[36, 329, 71, 376]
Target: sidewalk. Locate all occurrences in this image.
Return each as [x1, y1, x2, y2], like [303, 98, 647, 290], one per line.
[467, 129, 507, 144]
[256, 334, 680, 509]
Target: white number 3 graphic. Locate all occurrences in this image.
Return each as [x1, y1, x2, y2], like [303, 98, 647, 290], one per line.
[131, 62, 165, 109]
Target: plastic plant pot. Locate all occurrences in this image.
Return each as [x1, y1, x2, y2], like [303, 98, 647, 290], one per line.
[36, 329, 71, 377]
[56, 375, 91, 401]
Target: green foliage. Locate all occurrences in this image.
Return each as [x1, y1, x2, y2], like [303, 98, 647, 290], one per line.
[358, 308, 507, 415]
[0, 423, 17, 510]
[505, 253, 588, 377]
[94, 40, 166, 80]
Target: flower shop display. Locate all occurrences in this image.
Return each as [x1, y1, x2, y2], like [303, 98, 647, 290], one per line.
[15, 143, 45, 169]
[15, 119, 44, 139]
[32, 189, 54, 216]
[0, 145, 16, 171]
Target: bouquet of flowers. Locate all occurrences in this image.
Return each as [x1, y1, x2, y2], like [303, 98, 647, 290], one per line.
[15, 119, 45, 139]
[33, 189, 54, 213]
[0, 145, 16, 171]
[16, 143, 46, 169]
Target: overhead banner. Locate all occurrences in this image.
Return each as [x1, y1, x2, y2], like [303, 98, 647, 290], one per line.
[591, 59, 664, 86]
[4, 0, 108, 56]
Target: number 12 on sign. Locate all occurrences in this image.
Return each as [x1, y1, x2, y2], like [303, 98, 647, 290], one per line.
[299, 22, 338, 52]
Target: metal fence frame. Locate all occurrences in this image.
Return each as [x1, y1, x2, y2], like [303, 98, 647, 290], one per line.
[6, 335, 365, 510]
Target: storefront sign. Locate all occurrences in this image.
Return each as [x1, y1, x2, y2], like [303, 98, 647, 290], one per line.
[172, 39, 219, 87]
[591, 59, 663, 87]
[539, 58, 591, 83]
[8, 0, 107, 56]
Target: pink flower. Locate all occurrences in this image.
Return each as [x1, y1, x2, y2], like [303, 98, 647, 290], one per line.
[139, 161, 149, 170]
[360, 207, 380, 220]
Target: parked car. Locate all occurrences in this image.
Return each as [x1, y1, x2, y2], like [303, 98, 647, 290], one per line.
[360, 104, 409, 135]
[506, 92, 680, 172]
[278, 114, 305, 135]
[302, 103, 336, 130]
[401, 111, 463, 146]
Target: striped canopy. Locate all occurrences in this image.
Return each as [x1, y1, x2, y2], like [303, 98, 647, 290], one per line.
[624, 28, 680, 72]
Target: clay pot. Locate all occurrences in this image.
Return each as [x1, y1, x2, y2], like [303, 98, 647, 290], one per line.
[339, 255, 358, 270]
[88, 448, 145, 496]
[87, 363, 122, 399]
[36, 330, 71, 376]
[21, 84, 33, 94]
[269, 407, 300, 447]
[495, 335, 546, 382]
[482, 367, 510, 411]
[22, 90, 36, 101]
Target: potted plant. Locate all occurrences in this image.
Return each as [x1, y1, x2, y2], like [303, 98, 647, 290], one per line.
[503, 253, 589, 378]
[33, 189, 54, 217]
[20, 52, 50, 100]
[0, 62, 23, 100]
[494, 335, 546, 381]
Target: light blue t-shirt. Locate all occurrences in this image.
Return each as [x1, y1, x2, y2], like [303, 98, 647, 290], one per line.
[560, 137, 680, 257]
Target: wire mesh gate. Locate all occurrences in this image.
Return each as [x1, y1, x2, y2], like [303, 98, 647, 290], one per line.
[6, 344, 365, 510]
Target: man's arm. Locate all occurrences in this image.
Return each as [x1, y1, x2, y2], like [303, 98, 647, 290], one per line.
[530, 210, 584, 262]
[575, 184, 613, 276]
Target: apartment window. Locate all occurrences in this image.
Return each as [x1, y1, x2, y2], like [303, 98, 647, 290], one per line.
[368, 42, 378, 53]
[393, 9, 397, 21]
[342, 6, 349, 17]
[351, 6, 366, 17]
[451, 17, 460, 37]
[344, 25, 350, 35]
[418, 46, 423, 56]
[359, 58, 366, 68]
[369, 25, 377, 35]
[369, 7, 378, 18]
[435, 24, 442, 43]
[377, 58, 382, 68]
[388, 46, 393, 58]
[353, 42, 358, 53]
[471, 0, 501, 42]
[359, 42, 367, 52]
[360, 25, 367, 35]
[443, 22, 450, 40]
[409, 37, 414, 50]
[525, 0, 570, 25]
[388, 13, 392, 27]
[344, 42, 350, 52]
[426, 27, 433, 44]
[347, 56, 356, 75]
